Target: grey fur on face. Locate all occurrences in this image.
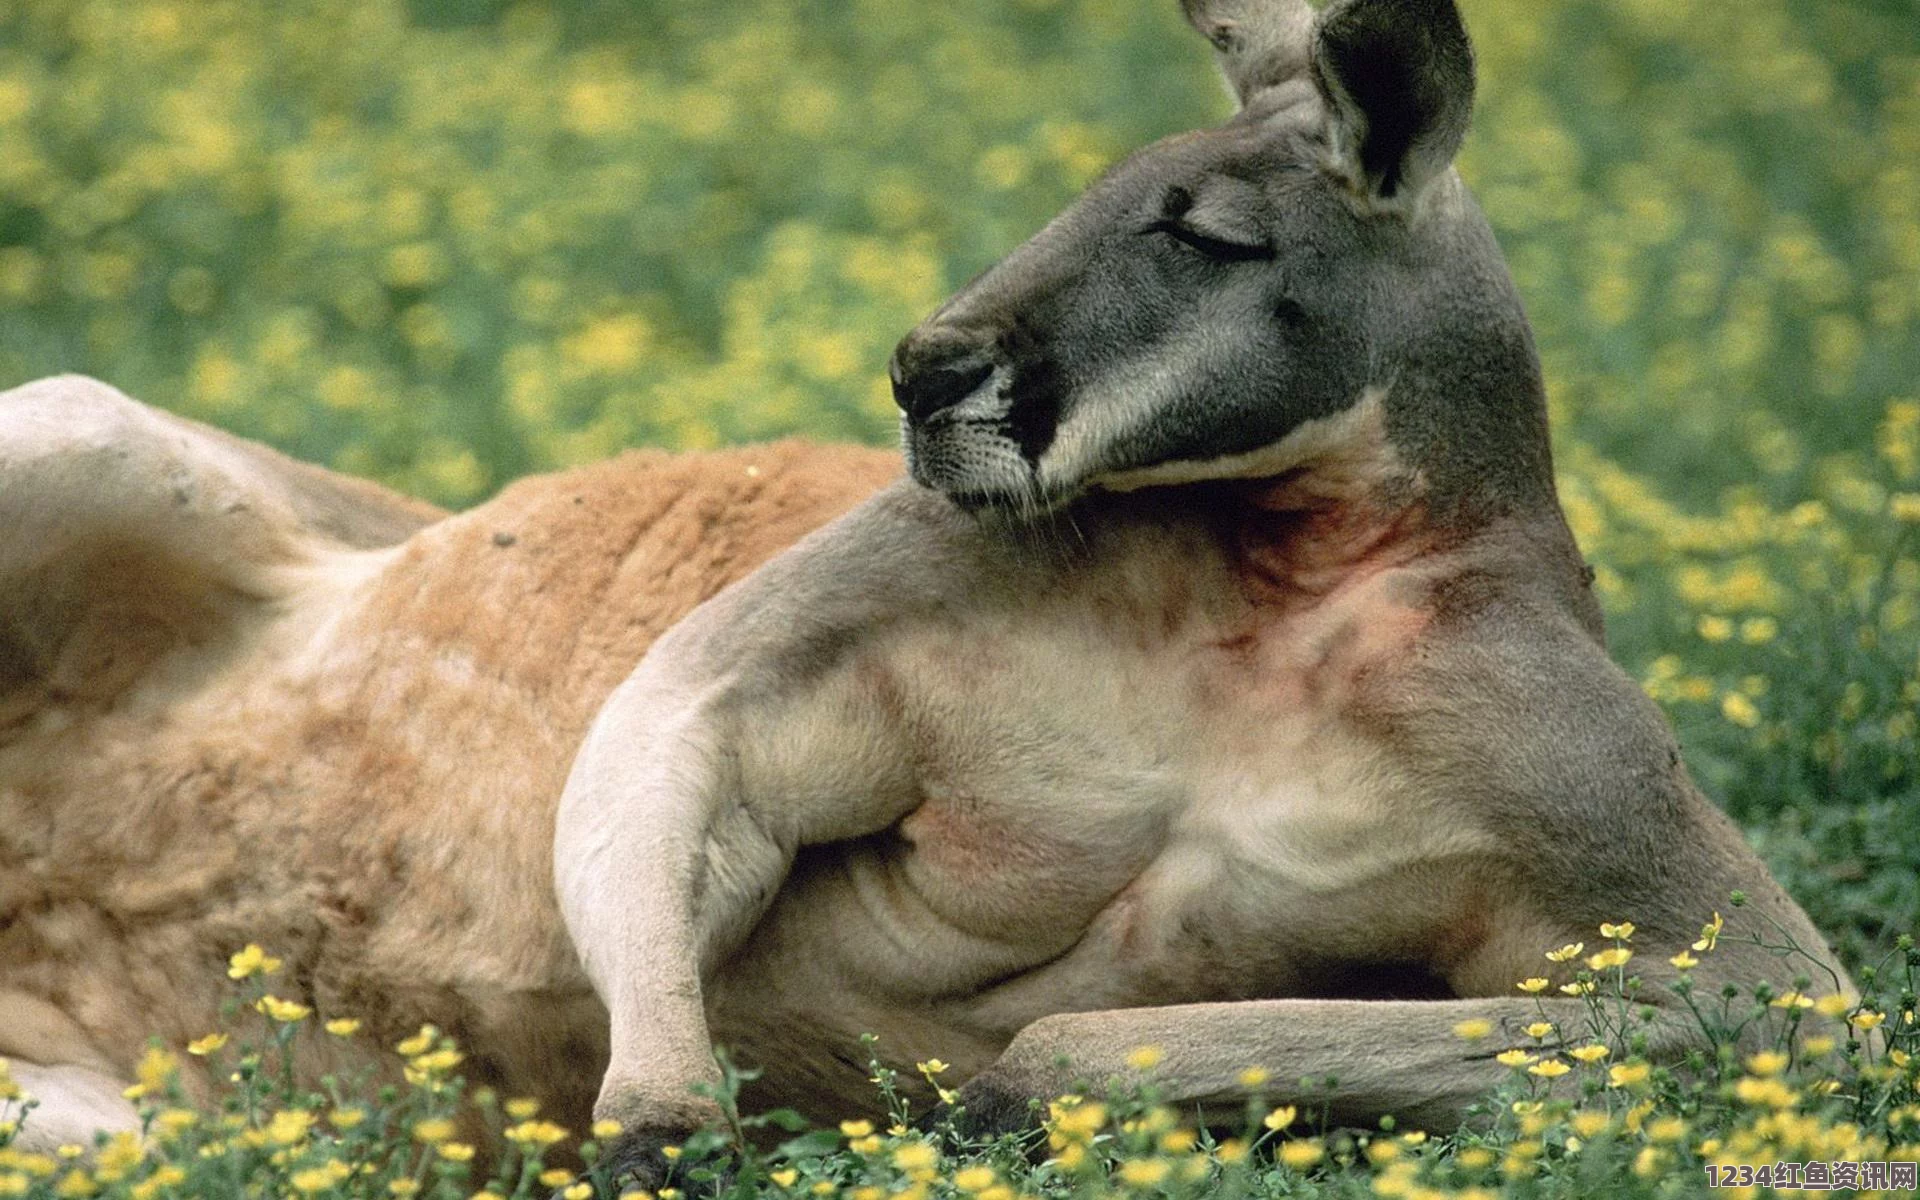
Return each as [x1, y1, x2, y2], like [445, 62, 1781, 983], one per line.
[891, 0, 1542, 526]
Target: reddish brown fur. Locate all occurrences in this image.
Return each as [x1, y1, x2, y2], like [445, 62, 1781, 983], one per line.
[0, 440, 898, 1128]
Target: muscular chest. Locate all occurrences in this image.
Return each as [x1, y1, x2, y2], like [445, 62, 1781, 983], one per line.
[763, 540, 1479, 1007]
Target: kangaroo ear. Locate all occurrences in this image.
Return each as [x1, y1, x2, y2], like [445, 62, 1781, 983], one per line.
[1311, 0, 1475, 204]
[1182, 0, 1317, 105]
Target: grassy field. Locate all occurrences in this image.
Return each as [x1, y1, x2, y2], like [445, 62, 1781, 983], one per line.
[1, 0, 1918, 1195]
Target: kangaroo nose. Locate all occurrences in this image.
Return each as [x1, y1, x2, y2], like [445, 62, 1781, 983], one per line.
[890, 335, 995, 424]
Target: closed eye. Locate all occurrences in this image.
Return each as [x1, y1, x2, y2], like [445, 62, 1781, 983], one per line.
[1148, 220, 1274, 262]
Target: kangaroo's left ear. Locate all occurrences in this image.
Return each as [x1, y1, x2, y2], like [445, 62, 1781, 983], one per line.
[1310, 0, 1475, 205]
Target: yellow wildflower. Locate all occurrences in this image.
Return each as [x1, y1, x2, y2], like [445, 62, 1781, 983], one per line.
[1236, 1066, 1270, 1087]
[1517, 978, 1550, 994]
[1608, 1063, 1651, 1088]
[1598, 921, 1635, 940]
[325, 1018, 362, 1037]
[1261, 1105, 1297, 1131]
[563, 1186, 593, 1200]
[1528, 1060, 1571, 1079]
[1116, 1159, 1168, 1187]
[1570, 1110, 1612, 1138]
[1125, 1045, 1163, 1071]
[186, 1033, 228, 1056]
[1746, 1051, 1789, 1076]
[592, 1119, 624, 1139]
[1692, 913, 1723, 952]
[1277, 1140, 1323, 1169]
[838, 1119, 873, 1139]
[227, 944, 283, 979]
[414, 1117, 457, 1143]
[1452, 1019, 1493, 1041]
[1524, 1022, 1554, 1039]
[1568, 1044, 1611, 1063]
[438, 1143, 476, 1162]
[1496, 1050, 1536, 1068]
[396, 1026, 439, 1057]
[504, 1120, 568, 1148]
[1669, 951, 1699, 970]
[255, 995, 312, 1022]
[1545, 943, 1584, 963]
[1587, 947, 1633, 970]
[951, 1165, 994, 1191]
[1853, 1009, 1888, 1031]
[503, 1098, 539, 1119]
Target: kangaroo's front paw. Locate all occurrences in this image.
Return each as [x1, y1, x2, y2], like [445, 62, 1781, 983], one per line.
[592, 1126, 695, 1195]
[925, 1073, 1047, 1145]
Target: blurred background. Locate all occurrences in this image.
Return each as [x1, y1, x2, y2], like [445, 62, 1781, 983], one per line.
[0, 0, 1916, 962]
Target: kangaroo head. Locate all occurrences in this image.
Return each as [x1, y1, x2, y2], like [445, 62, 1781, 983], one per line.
[891, 0, 1555, 522]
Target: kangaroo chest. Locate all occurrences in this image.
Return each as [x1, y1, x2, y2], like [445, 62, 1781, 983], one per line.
[714, 525, 1489, 1052]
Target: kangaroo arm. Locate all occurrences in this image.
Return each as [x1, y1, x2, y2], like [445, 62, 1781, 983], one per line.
[952, 996, 1675, 1136]
[553, 486, 986, 1147]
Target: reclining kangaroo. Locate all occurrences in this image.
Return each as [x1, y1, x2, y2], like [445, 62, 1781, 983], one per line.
[0, 0, 1849, 1184]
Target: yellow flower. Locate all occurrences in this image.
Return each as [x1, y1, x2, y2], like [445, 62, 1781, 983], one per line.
[838, 1119, 873, 1139]
[592, 1118, 624, 1139]
[1745, 1051, 1788, 1076]
[1608, 1063, 1651, 1088]
[1568, 1044, 1611, 1063]
[1598, 921, 1635, 940]
[1277, 1140, 1324, 1170]
[1692, 912, 1723, 952]
[1236, 1066, 1269, 1087]
[1517, 978, 1550, 994]
[1527, 1060, 1571, 1079]
[915, 1058, 948, 1075]
[414, 1118, 457, 1143]
[227, 944, 283, 979]
[290, 1163, 352, 1194]
[396, 1026, 439, 1057]
[1852, 1009, 1887, 1031]
[1771, 991, 1814, 1009]
[1125, 1045, 1163, 1071]
[538, 1170, 573, 1188]
[265, 1110, 314, 1146]
[325, 1018, 362, 1037]
[1814, 993, 1853, 1018]
[1545, 943, 1584, 963]
[186, 1033, 227, 1056]
[504, 1120, 569, 1148]
[438, 1143, 476, 1162]
[1116, 1159, 1168, 1187]
[1668, 951, 1699, 970]
[1559, 981, 1595, 996]
[1262, 1105, 1297, 1131]
[411, 1049, 465, 1074]
[1570, 1110, 1612, 1138]
[889, 1142, 938, 1172]
[1586, 947, 1634, 970]
[951, 1165, 994, 1191]
[255, 995, 312, 1023]
[1496, 1050, 1536, 1068]
[563, 1186, 593, 1200]
[503, 1097, 539, 1119]
[389, 1181, 420, 1198]
[1452, 1019, 1493, 1041]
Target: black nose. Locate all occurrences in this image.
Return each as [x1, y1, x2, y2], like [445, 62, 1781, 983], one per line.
[890, 338, 995, 424]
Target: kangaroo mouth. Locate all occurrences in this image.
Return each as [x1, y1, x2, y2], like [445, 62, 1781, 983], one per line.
[902, 417, 1074, 516]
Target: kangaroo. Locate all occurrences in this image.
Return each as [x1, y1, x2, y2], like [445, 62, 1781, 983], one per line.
[0, 0, 1848, 1189]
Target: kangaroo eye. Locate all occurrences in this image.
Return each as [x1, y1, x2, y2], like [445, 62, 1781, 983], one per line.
[1147, 220, 1273, 262]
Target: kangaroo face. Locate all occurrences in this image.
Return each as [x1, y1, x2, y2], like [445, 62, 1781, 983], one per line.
[891, 0, 1546, 518]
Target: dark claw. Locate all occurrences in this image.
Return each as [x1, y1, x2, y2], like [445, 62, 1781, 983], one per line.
[591, 1127, 690, 1196]
[919, 1077, 1047, 1154]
